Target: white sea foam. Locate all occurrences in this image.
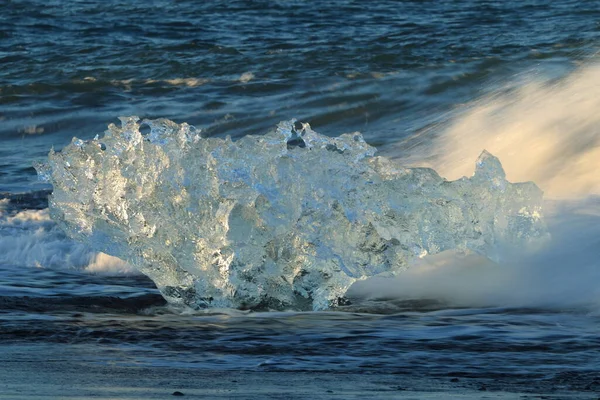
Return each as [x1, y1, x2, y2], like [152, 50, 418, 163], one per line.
[157, 78, 209, 87]
[0, 205, 133, 274]
[239, 72, 254, 83]
[349, 196, 600, 310]
[85, 252, 134, 274]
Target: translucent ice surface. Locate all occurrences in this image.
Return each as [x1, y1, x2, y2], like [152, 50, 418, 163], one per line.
[35, 118, 548, 310]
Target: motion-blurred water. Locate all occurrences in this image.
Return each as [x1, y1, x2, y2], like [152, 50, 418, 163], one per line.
[1, 0, 599, 396]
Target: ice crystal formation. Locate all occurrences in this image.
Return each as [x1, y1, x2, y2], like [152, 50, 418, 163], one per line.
[36, 118, 548, 310]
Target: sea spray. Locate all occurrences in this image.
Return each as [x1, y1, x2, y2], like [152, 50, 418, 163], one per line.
[0, 204, 132, 273]
[372, 65, 600, 310]
[349, 197, 600, 311]
[35, 118, 548, 310]
[395, 64, 600, 198]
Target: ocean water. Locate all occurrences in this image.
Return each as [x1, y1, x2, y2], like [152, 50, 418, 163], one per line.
[1, 0, 600, 398]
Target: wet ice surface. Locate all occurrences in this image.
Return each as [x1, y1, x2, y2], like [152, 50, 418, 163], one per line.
[37, 118, 547, 311]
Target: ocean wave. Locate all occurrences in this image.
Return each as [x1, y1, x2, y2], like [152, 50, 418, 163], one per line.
[0, 196, 133, 274]
[396, 64, 600, 199]
[375, 65, 600, 311]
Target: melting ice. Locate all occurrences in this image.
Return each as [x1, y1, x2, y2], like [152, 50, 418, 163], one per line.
[35, 118, 548, 310]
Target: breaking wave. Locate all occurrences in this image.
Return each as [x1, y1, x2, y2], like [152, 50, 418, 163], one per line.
[396, 64, 600, 199]
[0, 197, 133, 274]
[373, 64, 600, 311]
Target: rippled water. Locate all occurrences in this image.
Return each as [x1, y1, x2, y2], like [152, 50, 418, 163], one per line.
[1, 0, 600, 397]
[2, 261, 600, 391]
[3, 0, 599, 192]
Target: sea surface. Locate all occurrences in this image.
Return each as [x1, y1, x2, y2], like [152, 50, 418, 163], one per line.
[1, 0, 600, 398]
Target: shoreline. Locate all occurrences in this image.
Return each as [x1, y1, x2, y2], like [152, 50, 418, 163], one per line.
[1, 344, 595, 400]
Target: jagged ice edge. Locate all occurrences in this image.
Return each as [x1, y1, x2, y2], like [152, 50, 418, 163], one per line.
[34, 118, 549, 311]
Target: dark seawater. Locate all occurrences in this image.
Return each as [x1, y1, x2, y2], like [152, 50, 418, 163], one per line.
[1, 0, 600, 398]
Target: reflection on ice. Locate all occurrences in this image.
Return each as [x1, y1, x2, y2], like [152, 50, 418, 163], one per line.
[36, 118, 547, 310]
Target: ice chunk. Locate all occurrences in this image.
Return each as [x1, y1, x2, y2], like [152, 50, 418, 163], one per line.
[35, 118, 548, 310]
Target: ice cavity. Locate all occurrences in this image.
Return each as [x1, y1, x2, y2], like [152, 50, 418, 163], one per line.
[35, 118, 548, 310]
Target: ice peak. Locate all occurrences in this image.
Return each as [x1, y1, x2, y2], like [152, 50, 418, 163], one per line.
[36, 118, 548, 311]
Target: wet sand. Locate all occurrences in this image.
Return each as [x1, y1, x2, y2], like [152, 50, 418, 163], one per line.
[1, 344, 595, 400]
